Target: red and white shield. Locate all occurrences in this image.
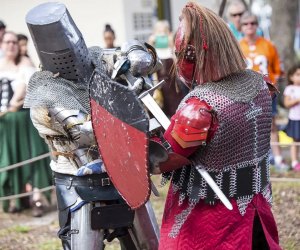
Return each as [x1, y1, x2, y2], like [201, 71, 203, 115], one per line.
[90, 72, 150, 209]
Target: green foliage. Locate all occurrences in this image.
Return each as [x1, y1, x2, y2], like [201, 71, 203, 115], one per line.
[37, 239, 61, 250]
[12, 225, 31, 233]
[0, 224, 31, 237]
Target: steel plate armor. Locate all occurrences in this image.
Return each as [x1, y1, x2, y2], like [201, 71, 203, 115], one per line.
[25, 2, 159, 250]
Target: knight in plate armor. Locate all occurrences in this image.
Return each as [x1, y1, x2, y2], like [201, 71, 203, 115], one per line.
[154, 2, 281, 250]
[24, 2, 159, 250]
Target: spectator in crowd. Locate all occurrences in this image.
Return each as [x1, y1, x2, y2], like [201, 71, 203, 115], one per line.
[0, 31, 52, 216]
[284, 63, 300, 171]
[239, 11, 289, 172]
[227, 0, 247, 40]
[148, 20, 188, 117]
[17, 34, 34, 67]
[148, 20, 174, 59]
[227, 0, 263, 41]
[0, 20, 6, 58]
[103, 24, 116, 49]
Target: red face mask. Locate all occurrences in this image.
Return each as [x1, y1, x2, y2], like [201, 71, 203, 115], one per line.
[175, 20, 196, 89]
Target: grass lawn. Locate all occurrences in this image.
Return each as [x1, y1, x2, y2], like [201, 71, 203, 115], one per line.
[0, 176, 299, 249]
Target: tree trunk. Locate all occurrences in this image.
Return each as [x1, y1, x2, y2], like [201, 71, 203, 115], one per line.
[269, 0, 299, 72]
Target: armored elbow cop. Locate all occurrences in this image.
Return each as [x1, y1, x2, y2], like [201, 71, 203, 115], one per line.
[49, 108, 95, 146]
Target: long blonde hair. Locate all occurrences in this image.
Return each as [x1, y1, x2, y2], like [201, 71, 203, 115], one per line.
[178, 2, 246, 84]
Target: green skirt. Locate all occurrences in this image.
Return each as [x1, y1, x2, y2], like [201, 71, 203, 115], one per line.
[0, 109, 52, 212]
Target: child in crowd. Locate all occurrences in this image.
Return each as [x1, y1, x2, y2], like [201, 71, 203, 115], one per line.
[284, 63, 300, 171]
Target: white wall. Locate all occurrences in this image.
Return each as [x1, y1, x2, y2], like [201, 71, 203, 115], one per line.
[0, 0, 127, 66]
[122, 0, 156, 41]
[0, 0, 222, 65]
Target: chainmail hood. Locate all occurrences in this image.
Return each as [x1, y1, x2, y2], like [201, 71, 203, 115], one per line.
[24, 47, 105, 113]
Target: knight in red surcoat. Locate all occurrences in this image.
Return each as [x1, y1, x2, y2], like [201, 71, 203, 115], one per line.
[155, 2, 282, 250]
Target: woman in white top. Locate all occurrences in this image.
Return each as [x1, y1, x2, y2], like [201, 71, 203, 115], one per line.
[0, 31, 52, 216]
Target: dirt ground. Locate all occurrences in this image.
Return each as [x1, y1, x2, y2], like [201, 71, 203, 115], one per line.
[0, 175, 299, 250]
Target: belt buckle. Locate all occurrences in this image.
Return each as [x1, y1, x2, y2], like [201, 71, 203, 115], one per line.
[101, 178, 110, 186]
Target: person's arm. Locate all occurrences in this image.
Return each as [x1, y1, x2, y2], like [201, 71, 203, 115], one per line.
[149, 97, 218, 174]
[284, 93, 300, 108]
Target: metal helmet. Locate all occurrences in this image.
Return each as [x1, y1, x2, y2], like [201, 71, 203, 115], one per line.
[26, 2, 93, 84]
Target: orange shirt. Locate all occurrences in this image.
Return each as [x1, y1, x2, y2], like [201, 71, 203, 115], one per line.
[239, 37, 281, 83]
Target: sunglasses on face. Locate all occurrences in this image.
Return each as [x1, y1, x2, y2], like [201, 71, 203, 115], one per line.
[242, 22, 258, 26]
[230, 12, 244, 17]
[2, 40, 18, 45]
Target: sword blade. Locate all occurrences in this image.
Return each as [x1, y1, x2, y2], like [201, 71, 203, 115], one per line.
[139, 93, 171, 130]
[196, 167, 233, 210]
[139, 80, 166, 97]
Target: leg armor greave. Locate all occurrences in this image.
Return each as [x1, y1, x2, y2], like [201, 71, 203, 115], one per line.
[71, 203, 104, 250]
[54, 172, 159, 250]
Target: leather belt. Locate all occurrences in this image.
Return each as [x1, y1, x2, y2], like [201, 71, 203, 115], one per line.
[54, 172, 111, 189]
[172, 156, 270, 204]
[205, 156, 269, 203]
